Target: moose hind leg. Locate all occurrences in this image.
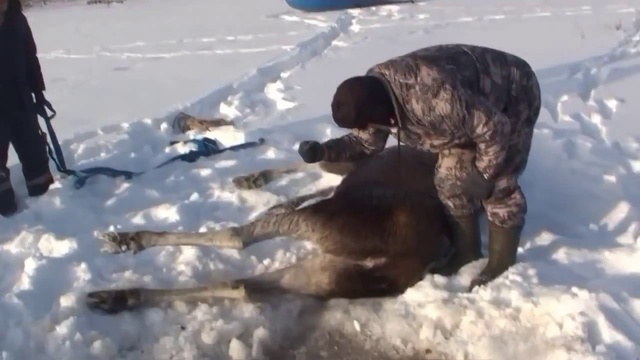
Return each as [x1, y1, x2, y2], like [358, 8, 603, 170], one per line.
[86, 255, 397, 314]
[240, 254, 398, 300]
[86, 282, 247, 314]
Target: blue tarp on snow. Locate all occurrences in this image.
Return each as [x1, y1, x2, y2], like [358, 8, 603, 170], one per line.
[286, 0, 415, 12]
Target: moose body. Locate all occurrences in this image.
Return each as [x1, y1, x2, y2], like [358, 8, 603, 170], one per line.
[86, 145, 453, 314]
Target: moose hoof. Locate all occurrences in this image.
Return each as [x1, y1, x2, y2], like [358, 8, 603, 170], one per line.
[86, 289, 143, 314]
[99, 231, 146, 254]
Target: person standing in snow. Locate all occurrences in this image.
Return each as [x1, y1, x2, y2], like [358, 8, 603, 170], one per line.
[296, 44, 542, 291]
[0, 0, 54, 217]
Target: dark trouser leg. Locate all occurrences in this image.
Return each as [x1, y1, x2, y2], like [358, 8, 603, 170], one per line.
[0, 119, 17, 217]
[433, 148, 484, 275]
[10, 111, 53, 197]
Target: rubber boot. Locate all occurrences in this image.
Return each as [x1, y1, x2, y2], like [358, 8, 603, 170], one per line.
[433, 212, 483, 276]
[468, 221, 523, 291]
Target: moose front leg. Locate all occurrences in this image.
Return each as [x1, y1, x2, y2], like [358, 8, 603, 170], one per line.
[86, 282, 246, 314]
[99, 229, 246, 254]
[98, 207, 315, 255]
[232, 163, 312, 190]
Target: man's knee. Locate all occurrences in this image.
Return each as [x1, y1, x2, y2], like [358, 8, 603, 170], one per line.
[483, 177, 527, 228]
[435, 149, 481, 218]
[439, 194, 481, 218]
[435, 147, 475, 176]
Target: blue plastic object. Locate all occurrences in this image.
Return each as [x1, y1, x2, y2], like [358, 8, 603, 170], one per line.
[286, 0, 415, 12]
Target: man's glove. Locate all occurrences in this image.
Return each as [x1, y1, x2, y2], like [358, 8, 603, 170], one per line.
[297, 140, 325, 163]
[461, 166, 494, 200]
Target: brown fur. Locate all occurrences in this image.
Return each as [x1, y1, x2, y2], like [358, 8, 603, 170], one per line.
[274, 145, 450, 297]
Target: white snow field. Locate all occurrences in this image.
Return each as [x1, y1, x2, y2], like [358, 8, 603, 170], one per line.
[2, 0, 640, 359]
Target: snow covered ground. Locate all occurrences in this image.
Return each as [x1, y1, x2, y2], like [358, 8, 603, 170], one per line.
[2, 0, 640, 359]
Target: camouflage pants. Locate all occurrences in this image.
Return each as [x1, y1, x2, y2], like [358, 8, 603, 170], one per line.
[434, 66, 541, 229]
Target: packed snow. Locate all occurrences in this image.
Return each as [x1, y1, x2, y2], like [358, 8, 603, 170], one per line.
[2, 0, 640, 359]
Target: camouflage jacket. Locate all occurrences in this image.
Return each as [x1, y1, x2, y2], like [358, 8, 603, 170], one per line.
[321, 44, 534, 181]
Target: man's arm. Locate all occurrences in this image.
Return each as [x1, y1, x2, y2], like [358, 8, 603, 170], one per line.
[321, 127, 390, 163]
[21, 14, 46, 94]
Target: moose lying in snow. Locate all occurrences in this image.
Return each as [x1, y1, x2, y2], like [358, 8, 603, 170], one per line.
[86, 145, 454, 314]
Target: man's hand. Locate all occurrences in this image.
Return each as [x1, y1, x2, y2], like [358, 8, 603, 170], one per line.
[297, 140, 325, 163]
[462, 166, 494, 200]
[34, 92, 55, 120]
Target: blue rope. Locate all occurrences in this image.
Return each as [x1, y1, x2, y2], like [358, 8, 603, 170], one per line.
[36, 102, 265, 189]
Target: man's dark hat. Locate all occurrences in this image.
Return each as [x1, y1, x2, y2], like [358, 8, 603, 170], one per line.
[331, 75, 392, 129]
